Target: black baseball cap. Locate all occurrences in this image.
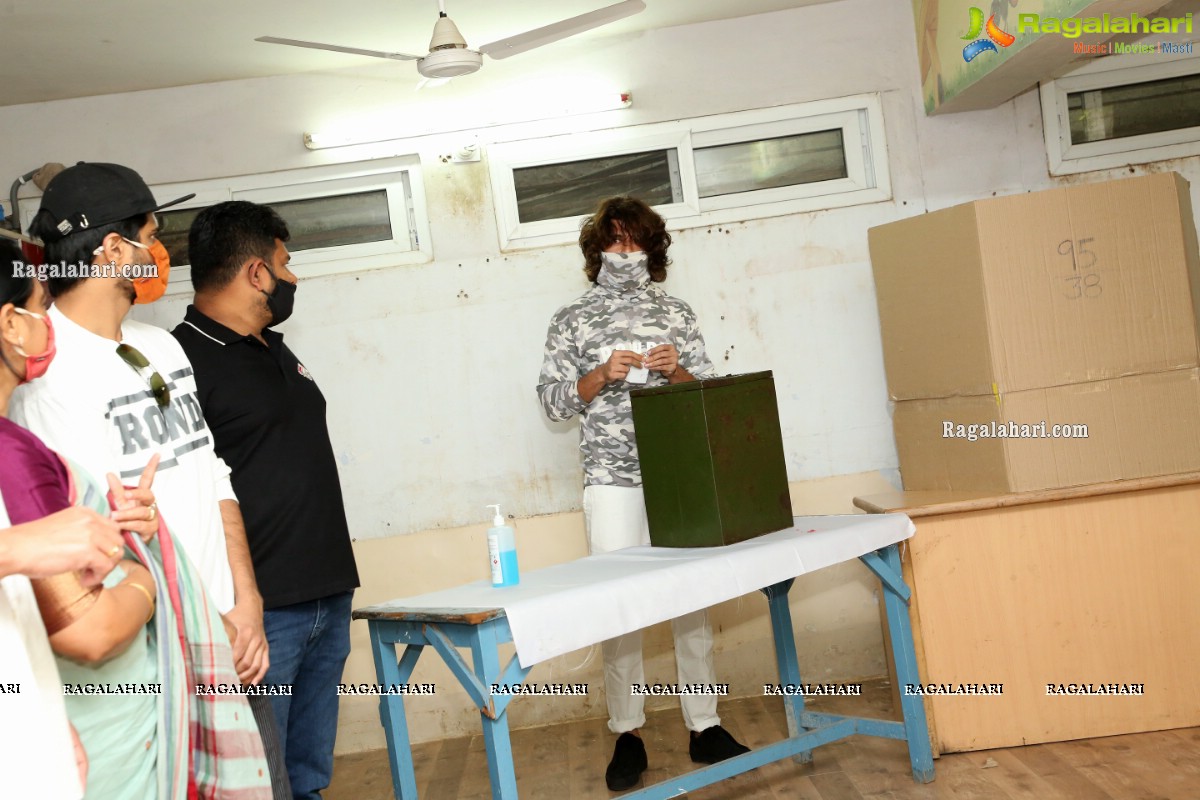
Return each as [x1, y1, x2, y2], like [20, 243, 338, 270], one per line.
[36, 162, 195, 242]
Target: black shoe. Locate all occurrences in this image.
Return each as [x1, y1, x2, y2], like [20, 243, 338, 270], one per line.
[689, 725, 750, 764]
[605, 732, 648, 792]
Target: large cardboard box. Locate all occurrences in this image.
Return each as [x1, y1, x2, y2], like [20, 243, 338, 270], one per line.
[869, 173, 1200, 402]
[893, 368, 1200, 492]
[630, 371, 793, 547]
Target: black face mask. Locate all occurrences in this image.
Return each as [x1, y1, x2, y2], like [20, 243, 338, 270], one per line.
[261, 266, 297, 327]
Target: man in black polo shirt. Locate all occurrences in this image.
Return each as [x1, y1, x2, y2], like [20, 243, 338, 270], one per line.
[172, 201, 360, 800]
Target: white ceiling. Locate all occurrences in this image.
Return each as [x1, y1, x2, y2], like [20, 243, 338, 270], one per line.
[0, 0, 838, 107]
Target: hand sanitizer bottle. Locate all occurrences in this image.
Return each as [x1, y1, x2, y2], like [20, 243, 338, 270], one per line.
[486, 504, 520, 587]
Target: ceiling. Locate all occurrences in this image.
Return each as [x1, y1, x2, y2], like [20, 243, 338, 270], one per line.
[0, 0, 838, 108]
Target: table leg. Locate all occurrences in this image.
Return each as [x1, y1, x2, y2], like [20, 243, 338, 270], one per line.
[762, 579, 812, 764]
[878, 544, 935, 783]
[369, 621, 420, 799]
[470, 619, 520, 799]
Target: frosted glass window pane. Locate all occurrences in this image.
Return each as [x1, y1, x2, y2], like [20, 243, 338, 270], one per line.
[514, 150, 682, 222]
[695, 130, 847, 198]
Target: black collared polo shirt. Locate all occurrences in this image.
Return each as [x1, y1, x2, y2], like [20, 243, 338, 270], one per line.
[172, 305, 359, 610]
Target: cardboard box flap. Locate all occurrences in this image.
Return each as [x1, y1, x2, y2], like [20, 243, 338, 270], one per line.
[869, 203, 995, 400]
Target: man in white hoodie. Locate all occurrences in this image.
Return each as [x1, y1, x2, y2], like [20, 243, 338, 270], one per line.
[536, 196, 749, 792]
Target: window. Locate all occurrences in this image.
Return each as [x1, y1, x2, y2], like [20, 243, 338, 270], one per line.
[1041, 52, 1200, 176]
[1067, 73, 1200, 145]
[488, 95, 890, 250]
[133, 157, 430, 294]
[157, 207, 206, 266]
[159, 188, 397, 267]
[514, 151, 682, 223]
[694, 129, 847, 197]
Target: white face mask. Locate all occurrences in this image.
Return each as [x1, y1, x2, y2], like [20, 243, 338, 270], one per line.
[598, 251, 650, 293]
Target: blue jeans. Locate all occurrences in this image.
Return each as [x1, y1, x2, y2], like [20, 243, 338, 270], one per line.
[262, 591, 354, 800]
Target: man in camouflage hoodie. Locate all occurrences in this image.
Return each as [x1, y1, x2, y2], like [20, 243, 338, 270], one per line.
[537, 196, 749, 792]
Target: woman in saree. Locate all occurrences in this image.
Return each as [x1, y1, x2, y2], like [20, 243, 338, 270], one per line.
[0, 247, 271, 799]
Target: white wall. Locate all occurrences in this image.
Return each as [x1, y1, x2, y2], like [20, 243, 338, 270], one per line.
[0, 0, 931, 535]
[5, 0, 1200, 750]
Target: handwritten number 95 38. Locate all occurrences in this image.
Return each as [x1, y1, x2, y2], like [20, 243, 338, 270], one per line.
[1058, 238, 1102, 299]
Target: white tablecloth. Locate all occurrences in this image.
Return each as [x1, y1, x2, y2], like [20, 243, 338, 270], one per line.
[369, 514, 914, 668]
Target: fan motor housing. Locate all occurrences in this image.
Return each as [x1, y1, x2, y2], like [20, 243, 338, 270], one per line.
[418, 48, 483, 78]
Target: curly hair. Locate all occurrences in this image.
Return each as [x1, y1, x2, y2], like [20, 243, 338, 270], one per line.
[578, 196, 672, 283]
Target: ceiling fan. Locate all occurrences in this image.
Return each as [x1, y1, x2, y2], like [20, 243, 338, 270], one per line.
[257, 0, 646, 81]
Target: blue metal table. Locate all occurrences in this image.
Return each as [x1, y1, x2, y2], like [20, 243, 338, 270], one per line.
[354, 535, 934, 798]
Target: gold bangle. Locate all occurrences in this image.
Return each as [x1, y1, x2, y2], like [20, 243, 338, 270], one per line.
[123, 581, 156, 625]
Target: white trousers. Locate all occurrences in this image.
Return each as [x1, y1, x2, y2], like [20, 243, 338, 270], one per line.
[583, 484, 721, 734]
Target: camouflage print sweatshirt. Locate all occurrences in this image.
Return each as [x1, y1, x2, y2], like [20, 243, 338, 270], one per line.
[537, 268, 715, 488]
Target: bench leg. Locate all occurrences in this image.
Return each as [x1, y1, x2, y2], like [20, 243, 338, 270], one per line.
[876, 544, 935, 783]
[471, 619, 520, 799]
[763, 579, 812, 764]
[369, 621, 420, 799]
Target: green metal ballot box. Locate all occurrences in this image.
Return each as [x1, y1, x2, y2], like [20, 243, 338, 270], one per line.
[630, 370, 793, 547]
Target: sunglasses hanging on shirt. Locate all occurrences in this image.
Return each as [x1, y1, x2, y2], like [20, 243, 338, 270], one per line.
[115, 343, 171, 408]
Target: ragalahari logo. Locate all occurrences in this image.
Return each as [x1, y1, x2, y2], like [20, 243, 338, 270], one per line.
[962, 7, 1016, 62]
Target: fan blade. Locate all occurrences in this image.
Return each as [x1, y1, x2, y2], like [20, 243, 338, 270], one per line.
[478, 0, 645, 60]
[255, 36, 421, 61]
[416, 76, 453, 90]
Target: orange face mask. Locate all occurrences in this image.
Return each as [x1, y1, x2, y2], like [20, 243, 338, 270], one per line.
[129, 240, 172, 305]
[92, 237, 173, 304]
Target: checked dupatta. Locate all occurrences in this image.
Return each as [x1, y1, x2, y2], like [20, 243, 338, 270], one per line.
[65, 456, 272, 799]
[150, 510, 272, 800]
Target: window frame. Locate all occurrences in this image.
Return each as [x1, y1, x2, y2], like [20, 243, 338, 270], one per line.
[490, 129, 699, 247]
[230, 173, 416, 266]
[487, 94, 890, 251]
[690, 110, 867, 211]
[18, 156, 432, 295]
[1040, 51, 1200, 176]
